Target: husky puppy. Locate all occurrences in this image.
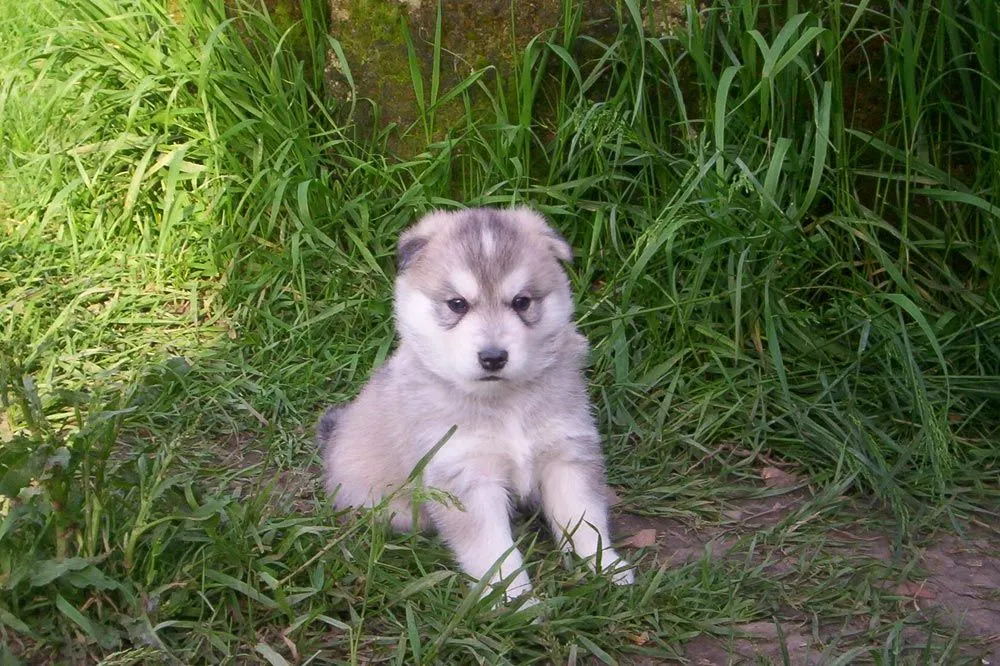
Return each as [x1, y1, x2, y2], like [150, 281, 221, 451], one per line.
[316, 207, 634, 600]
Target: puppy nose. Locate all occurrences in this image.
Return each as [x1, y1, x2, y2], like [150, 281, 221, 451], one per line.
[478, 347, 508, 371]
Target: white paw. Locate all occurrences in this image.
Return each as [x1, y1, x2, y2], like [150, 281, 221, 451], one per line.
[482, 571, 534, 608]
[517, 593, 540, 607]
[602, 549, 635, 585]
[518, 595, 546, 624]
[610, 564, 636, 585]
[501, 572, 534, 600]
[487, 590, 543, 619]
[498, 593, 545, 623]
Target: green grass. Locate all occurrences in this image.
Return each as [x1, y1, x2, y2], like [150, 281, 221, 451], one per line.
[1, 0, 998, 662]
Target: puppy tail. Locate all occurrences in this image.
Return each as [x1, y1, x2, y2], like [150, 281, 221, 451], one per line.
[315, 405, 345, 447]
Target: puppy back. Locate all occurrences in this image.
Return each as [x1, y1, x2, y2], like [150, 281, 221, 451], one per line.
[315, 405, 345, 447]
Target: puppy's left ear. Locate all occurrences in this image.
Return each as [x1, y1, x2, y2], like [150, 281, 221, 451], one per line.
[543, 228, 573, 264]
[513, 206, 574, 263]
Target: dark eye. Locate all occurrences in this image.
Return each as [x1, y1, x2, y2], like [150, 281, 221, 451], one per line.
[511, 295, 531, 312]
[447, 298, 469, 314]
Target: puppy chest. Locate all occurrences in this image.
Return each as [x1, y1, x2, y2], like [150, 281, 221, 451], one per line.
[492, 426, 538, 499]
[439, 425, 541, 500]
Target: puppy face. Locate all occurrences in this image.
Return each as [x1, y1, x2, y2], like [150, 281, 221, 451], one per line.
[393, 207, 576, 392]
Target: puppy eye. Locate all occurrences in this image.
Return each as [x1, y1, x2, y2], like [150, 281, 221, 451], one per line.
[511, 295, 531, 312]
[447, 298, 469, 314]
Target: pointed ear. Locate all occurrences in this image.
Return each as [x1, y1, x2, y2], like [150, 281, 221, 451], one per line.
[396, 233, 428, 272]
[512, 206, 574, 263]
[396, 210, 456, 272]
[544, 228, 573, 263]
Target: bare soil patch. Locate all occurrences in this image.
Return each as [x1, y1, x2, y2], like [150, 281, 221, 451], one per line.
[612, 493, 1000, 664]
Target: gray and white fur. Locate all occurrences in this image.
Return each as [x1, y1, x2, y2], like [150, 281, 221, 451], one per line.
[316, 207, 634, 601]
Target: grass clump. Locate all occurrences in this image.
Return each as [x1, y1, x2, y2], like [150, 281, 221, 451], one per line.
[0, 0, 997, 662]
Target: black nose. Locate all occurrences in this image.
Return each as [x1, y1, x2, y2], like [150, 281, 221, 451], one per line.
[478, 347, 508, 371]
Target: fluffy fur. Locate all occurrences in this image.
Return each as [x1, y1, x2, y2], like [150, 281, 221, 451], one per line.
[316, 206, 634, 600]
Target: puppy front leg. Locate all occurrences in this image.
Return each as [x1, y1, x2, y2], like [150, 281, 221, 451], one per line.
[430, 483, 533, 600]
[540, 459, 635, 585]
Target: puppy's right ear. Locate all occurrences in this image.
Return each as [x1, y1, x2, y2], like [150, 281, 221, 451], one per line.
[396, 233, 428, 272]
[397, 210, 454, 272]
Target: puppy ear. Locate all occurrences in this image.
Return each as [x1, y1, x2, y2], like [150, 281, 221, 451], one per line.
[512, 206, 574, 263]
[544, 228, 573, 263]
[396, 210, 456, 272]
[396, 233, 428, 272]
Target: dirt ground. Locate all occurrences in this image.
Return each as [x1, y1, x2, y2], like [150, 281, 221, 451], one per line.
[612, 492, 1000, 665]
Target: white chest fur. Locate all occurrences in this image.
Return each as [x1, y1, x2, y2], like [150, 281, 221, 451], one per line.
[421, 413, 543, 503]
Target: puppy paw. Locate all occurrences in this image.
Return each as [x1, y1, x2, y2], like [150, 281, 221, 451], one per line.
[486, 590, 544, 621]
[518, 592, 540, 605]
[610, 564, 636, 585]
[601, 548, 635, 585]
[501, 572, 534, 601]
[516, 595, 547, 624]
[481, 571, 534, 609]
[492, 593, 545, 624]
